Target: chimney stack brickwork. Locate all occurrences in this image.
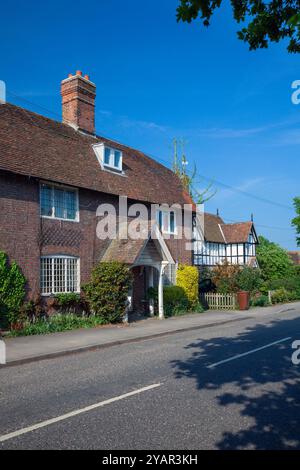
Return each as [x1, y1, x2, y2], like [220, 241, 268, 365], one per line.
[61, 71, 96, 135]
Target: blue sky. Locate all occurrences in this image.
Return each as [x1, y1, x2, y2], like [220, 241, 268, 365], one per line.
[1, 0, 299, 249]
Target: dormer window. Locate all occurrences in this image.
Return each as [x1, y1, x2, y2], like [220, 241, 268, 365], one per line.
[93, 143, 123, 172]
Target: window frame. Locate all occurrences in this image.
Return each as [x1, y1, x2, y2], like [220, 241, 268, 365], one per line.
[157, 210, 177, 235]
[40, 181, 79, 222]
[40, 255, 80, 296]
[93, 143, 123, 172]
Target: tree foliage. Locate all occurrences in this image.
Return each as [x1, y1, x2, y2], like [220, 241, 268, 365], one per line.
[177, 1, 300, 53]
[292, 197, 300, 246]
[256, 236, 295, 281]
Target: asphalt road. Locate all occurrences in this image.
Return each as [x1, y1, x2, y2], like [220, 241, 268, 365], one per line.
[1, 307, 300, 450]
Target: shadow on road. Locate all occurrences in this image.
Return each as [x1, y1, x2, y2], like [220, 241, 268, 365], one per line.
[171, 317, 300, 449]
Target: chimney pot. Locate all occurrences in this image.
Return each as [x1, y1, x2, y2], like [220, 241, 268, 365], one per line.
[84, 74, 90, 80]
[76, 70, 82, 76]
[68, 73, 73, 78]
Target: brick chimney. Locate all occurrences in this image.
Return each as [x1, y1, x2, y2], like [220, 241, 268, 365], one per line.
[61, 71, 96, 134]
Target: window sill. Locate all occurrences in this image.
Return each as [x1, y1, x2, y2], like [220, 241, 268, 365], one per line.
[103, 165, 126, 176]
[161, 231, 177, 236]
[41, 291, 80, 297]
[40, 215, 79, 223]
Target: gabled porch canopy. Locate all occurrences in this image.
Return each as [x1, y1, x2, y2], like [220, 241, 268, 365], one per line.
[101, 221, 175, 319]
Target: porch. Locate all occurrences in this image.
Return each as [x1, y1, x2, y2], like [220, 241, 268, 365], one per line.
[101, 222, 175, 320]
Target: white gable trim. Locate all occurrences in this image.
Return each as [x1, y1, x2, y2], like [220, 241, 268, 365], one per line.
[151, 224, 175, 264]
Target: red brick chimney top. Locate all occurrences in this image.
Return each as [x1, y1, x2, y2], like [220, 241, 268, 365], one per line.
[61, 71, 96, 135]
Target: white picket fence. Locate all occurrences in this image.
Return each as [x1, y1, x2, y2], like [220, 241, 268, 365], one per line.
[201, 292, 237, 310]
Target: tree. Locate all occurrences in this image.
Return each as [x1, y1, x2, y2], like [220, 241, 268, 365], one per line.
[176, 1, 300, 53]
[292, 197, 300, 246]
[256, 236, 294, 281]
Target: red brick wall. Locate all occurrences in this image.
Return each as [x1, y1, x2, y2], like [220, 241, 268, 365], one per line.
[0, 171, 193, 299]
[0, 172, 40, 297]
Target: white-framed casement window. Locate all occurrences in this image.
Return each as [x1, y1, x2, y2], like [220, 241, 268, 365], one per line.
[40, 256, 80, 295]
[40, 182, 79, 221]
[93, 143, 123, 172]
[157, 210, 176, 235]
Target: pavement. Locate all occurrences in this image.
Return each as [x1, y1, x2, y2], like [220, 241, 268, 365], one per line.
[2, 301, 299, 366]
[1, 304, 300, 450]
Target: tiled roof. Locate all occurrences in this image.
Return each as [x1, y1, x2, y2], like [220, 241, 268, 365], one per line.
[220, 221, 253, 243]
[101, 218, 149, 264]
[204, 213, 254, 244]
[203, 213, 225, 243]
[0, 103, 193, 206]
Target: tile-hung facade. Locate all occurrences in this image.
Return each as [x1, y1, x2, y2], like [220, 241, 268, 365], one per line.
[193, 213, 259, 268]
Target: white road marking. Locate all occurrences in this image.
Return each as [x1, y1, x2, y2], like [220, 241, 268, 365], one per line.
[0, 383, 161, 443]
[208, 337, 292, 369]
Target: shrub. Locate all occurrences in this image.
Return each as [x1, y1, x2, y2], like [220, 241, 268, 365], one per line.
[176, 264, 199, 308]
[83, 261, 132, 323]
[163, 285, 189, 317]
[271, 288, 291, 304]
[163, 285, 186, 305]
[252, 294, 270, 307]
[147, 285, 188, 317]
[211, 260, 240, 294]
[260, 276, 300, 300]
[8, 314, 106, 337]
[266, 276, 300, 292]
[0, 251, 26, 328]
[55, 293, 81, 309]
[236, 267, 262, 294]
[54, 293, 87, 315]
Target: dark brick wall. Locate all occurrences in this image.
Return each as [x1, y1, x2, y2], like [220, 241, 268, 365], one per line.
[0, 171, 192, 299]
[0, 172, 40, 297]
